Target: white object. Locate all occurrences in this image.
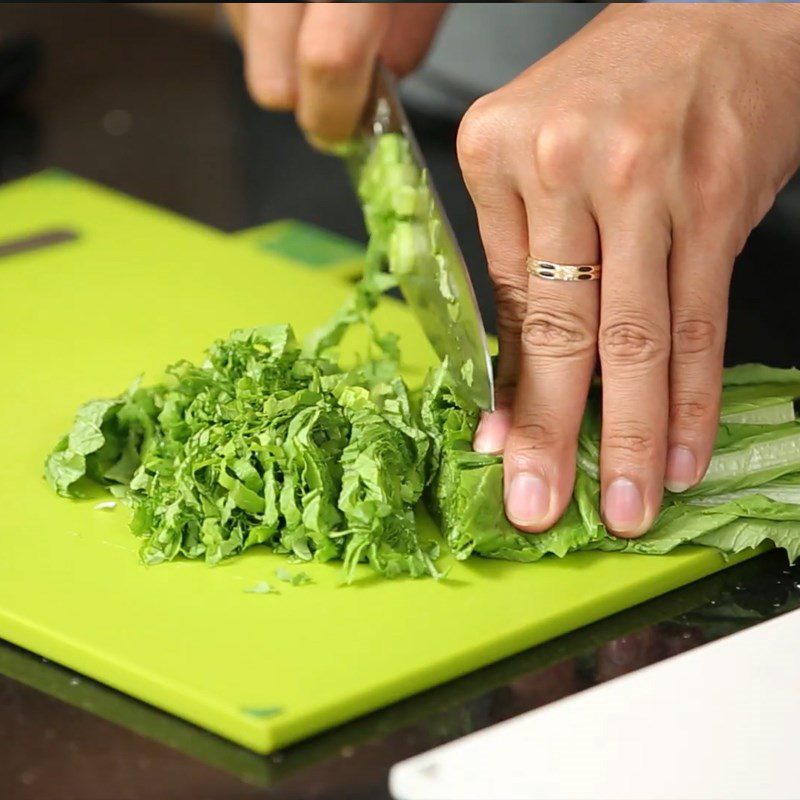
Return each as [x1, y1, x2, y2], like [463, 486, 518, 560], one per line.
[390, 608, 800, 800]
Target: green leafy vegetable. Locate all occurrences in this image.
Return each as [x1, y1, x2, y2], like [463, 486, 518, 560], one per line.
[722, 363, 800, 387]
[244, 581, 278, 595]
[690, 422, 800, 497]
[422, 362, 607, 563]
[275, 567, 312, 586]
[424, 358, 800, 566]
[47, 319, 436, 582]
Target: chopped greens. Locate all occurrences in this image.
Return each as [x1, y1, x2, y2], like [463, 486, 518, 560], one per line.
[46, 132, 800, 578]
[46, 320, 438, 582]
[244, 581, 278, 595]
[275, 567, 312, 586]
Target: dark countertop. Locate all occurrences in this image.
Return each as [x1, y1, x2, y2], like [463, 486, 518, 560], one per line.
[1, 5, 799, 800]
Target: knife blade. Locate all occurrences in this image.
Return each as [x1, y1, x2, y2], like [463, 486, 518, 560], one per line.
[347, 63, 495, 411]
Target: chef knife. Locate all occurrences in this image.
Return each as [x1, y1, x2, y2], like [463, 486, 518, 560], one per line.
[347, 62, 495, 412]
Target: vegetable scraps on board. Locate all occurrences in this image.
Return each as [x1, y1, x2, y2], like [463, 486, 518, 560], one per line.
[45, 134, 800, 581]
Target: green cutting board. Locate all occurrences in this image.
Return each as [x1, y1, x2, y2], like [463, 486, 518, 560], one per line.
[232, 218, 366, 281]
[0, 173, 750, 754]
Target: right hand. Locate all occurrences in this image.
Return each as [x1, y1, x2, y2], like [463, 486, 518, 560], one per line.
[225, 2, 448, 146]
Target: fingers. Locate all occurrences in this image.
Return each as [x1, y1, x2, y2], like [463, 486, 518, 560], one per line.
[469, 187, 527, 456]
[473, 387, 514, 458]
[235, 3, 441, 146]
[665, 226, 731, 493]
[460, 103, 602, 532]
[457, 117, 529, 456]
[380, 3, 448, 77]
[243, 3, 305, 110]
[501, 195, 600, 532]
[598, 199, 671, 537]
[296, 3, 393, 142]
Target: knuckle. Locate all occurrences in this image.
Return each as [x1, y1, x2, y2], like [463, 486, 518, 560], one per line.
[530, 113, 588, 191]
[671, 316, 719, 357]
[602, 125, 653, 192]
[299, 38, 363, 78]
[492, 276, 527, 338]
[670, 393, 716, 426]
[603, 424, 659, 459]
[509, 414, 565, 462]
[490, 270, 528, 305]
[457, 95, 503, 179]
[521, 307, 596, 359]
[599, 316, 669, 367]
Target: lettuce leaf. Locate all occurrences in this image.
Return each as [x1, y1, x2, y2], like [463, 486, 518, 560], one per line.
[697, 518, 800, 563]
[423, 359, 800, 567]
[421, 361, 606, 562]
[722, 363, 800, 387]
[689, 422, 800, 496]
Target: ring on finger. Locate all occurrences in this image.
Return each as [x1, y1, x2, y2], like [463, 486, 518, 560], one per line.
[526, 256, 601, 282]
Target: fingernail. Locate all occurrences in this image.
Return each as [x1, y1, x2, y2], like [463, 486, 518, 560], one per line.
[473, 411, 509, 454]
[665, 445, 697, 493]
[506, 472, 550, 527]
[603, 477, 645, 534]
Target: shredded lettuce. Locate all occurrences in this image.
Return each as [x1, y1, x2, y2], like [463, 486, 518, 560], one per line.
[45, 321, 438, 582]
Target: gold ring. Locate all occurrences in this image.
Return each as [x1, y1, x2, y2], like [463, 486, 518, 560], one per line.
[526, 257, 601, 282]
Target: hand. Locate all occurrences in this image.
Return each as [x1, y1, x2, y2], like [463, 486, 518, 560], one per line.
[460, 4, 800, 537]
[225, 2, 447, 145]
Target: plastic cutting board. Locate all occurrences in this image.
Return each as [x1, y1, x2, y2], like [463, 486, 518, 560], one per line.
[0, 172, 753, 753]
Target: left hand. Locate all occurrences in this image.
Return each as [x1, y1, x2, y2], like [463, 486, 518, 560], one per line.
[459, 4, 800, 537]
[225, 2, 447, 145]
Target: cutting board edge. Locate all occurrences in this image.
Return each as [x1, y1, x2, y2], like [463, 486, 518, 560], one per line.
[0, 546, 753, 754]
[0, 607, 275, 753]
[264, 545, 753, 752]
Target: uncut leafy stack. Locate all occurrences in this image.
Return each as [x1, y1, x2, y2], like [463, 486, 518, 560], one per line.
[425, 348, 800, 563]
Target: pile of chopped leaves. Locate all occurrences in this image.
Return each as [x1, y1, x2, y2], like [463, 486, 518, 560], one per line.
[46, 133, 800, 579]
[45, 320, 442, 581]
